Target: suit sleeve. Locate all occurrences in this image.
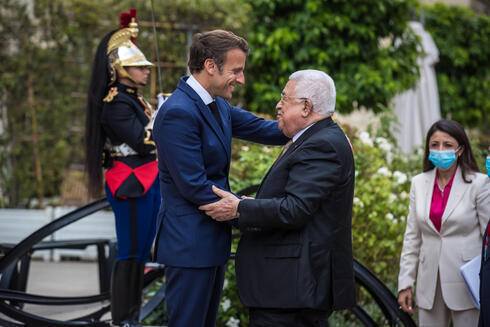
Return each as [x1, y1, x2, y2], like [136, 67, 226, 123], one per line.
[103, 100, 154, 155]
[154, 106, 219, 205]
[397, 178, 422, 292]
[238, 140, 344, 230]
[230, 106, 289, 145]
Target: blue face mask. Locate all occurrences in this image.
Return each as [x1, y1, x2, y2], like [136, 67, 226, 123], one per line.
[429, 147, 460, 170]
[486, 156, 490, 177]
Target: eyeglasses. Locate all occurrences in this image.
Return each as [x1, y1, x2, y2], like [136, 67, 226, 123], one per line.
[279, 92, 307, 104]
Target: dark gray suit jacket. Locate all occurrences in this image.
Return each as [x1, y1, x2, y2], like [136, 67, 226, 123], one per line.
[236, 117, 356, 311]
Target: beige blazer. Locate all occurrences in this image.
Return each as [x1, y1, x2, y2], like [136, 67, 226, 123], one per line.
[398, 166, 489, 310]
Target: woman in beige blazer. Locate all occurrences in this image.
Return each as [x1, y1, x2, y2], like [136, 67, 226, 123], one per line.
[398, 119, 490, 327]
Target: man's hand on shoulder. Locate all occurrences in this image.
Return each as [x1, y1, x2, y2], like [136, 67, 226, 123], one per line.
[199, 185, 241, 221]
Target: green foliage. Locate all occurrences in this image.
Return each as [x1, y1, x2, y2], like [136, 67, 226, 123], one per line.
[243, 0, 420, 115]
[142, 279, 168, 326]
[351, 131, 419, 283]
[473, 138, 489, 173]
[422, 4, 490, 131]
[229, 139, 282, 193]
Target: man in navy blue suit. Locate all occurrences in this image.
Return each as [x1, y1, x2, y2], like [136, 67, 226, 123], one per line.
[152, 30, 288, 327]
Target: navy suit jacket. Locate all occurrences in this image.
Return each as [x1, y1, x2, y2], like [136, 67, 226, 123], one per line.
[153, 76, 288, 268]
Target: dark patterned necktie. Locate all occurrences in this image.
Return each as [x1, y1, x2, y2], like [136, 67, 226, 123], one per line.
[277, 139, 293, 160]
[208, 101, 223, 131]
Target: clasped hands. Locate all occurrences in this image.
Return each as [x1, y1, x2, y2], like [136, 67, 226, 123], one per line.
[199, 185, 252, 221]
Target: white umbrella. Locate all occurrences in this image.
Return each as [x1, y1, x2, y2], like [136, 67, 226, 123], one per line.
[392, 21, 441, 153]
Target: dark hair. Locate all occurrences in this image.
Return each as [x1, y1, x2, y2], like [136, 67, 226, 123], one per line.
[85, 30, 115, 197]
[188, 29, 249, 74]
[423, 119, 479, 182]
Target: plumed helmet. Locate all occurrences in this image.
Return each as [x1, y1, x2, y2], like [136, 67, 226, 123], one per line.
[107, 9, 153, 85]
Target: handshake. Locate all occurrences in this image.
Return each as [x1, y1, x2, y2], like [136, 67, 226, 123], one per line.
[199, 185, 253, 221]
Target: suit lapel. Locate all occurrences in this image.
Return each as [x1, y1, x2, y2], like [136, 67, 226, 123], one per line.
[216, 98, 232, 157]
[257, 118, 333, 197]
[177, 78, 230, 159]
[441, 166, 468, 227]
[422, 166, 470, 233]
[422, 169, 438, 234]
[196, 101, 227, 140]
[279, 117, 333, 162]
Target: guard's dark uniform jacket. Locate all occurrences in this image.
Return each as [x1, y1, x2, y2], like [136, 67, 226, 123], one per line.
[101, 82, 158, 199]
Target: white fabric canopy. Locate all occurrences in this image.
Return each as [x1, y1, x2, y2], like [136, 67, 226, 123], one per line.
[392, 21, 441, 153]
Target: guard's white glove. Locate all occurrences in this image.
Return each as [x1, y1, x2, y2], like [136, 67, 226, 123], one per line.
[145, 93, 168, 130]
[157, 93, 168, 111]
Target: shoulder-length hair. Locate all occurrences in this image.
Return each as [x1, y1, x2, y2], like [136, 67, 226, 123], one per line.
[423, 119, 479, 183]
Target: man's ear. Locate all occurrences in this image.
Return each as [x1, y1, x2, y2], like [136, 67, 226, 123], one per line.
[302, 99, 313, 117]
[204, 58, 217, 75]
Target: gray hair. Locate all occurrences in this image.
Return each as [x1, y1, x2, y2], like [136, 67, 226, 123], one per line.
[289, 69, 336, 115]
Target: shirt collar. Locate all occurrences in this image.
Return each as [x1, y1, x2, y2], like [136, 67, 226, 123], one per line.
[186, 75, 214, 105]
[292, 123, 315, 143]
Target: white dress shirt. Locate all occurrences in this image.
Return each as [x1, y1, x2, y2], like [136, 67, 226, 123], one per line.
[186, 75, 213, 105]
[292, 123, 315, 143]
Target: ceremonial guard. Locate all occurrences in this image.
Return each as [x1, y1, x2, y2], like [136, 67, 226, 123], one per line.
[85, 9, 160, 327]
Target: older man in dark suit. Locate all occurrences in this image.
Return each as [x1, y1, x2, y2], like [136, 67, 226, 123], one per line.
[200, 69, 356, 327]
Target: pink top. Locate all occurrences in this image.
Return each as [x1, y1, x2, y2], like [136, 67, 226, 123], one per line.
[429, 168, 457, 232]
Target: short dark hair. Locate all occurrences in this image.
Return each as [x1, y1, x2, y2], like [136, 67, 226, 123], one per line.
[188, 29, 249, 74]
[423, 119, 479, 182]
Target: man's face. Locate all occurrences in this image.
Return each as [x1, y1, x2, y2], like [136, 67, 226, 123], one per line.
[126, 66, 151, 87]
[276, 81, 306, 138]
[208, 48, 246, 100]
